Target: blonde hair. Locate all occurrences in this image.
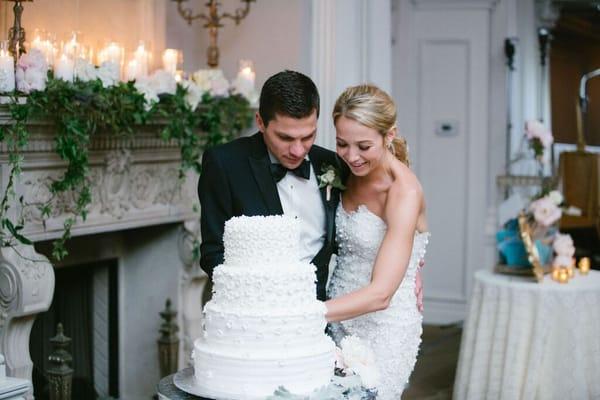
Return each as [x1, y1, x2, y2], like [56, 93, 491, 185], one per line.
[332, 84, 409, 166]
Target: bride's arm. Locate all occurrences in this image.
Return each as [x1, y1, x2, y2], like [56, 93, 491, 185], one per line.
[325, 185, 422, 322]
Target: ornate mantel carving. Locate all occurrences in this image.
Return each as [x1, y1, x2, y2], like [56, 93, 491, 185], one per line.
[0, 244, 54, 399]
[0, 111, 199, 242]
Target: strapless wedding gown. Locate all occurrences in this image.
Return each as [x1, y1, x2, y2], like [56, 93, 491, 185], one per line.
[327, 204, 429, 399]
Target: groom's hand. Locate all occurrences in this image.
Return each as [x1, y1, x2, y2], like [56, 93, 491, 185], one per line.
[415, 259, 425, 313]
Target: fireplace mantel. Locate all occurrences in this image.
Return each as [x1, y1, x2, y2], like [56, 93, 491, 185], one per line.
[0, 107, 199, 242]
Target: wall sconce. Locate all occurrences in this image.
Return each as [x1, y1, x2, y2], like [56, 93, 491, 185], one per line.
[3, 0, 33, 60]
[171, 0, 255, 68]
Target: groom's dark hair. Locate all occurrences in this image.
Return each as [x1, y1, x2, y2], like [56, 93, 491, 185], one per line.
[259, 70, 320, 127]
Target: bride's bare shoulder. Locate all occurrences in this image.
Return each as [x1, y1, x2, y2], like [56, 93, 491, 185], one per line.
[388, 159, 423, 201]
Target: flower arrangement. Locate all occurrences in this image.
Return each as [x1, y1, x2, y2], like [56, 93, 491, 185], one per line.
[0, 52, 254, 260]
[525, 119, 553, 160]
[497, 189, 580, 273]
[335, 335, 380, 389]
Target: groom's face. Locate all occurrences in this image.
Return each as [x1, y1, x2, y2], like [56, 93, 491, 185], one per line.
[257, 110, 318, 169]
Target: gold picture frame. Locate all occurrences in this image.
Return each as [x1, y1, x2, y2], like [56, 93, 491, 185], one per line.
[517, 211, 546, 282]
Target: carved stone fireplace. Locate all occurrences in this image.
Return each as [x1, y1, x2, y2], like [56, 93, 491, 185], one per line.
[0, 111, 211, 399]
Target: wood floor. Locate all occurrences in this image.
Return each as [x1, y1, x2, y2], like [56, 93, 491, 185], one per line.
[402, 323, 463, 400]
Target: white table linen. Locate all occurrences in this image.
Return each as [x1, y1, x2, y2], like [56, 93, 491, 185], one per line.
[454, 269, 600, 400]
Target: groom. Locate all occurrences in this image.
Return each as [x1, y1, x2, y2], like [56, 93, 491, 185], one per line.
[199, 70, 424, 306]
[198, 70, 342, 300]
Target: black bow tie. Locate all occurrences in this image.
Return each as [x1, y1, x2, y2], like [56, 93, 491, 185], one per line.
[270, 159, 311, 182]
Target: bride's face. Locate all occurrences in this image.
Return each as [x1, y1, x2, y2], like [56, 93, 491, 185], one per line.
[335, 116, 387, 177]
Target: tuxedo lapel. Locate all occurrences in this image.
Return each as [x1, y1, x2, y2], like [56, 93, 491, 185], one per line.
[248, 133, 284, 215]
[309, 148, 336, 244]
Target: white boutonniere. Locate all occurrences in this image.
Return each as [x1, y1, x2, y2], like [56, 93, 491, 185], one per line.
[318, 164, 346, 201]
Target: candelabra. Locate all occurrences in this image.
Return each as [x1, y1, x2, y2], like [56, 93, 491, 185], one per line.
[3, 0, 33, 60]
[171, 0, 255, 68]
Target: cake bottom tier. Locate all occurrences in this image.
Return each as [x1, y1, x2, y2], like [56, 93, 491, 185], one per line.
[192, 337, 335, 399]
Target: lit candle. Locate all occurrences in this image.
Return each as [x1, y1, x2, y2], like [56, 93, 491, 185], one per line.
[125, 59, 139, 81]
[579, 257, 591, 275]
[557, 267, 569, 284]
[133, 42, 149, 78]
[30, 34, 55, 68]
[236, 59, 255, 93]
[54, 54, 74, 82]
[174, 70, 184, 83]
[98, 42, 123, 66]
[162, 49, 179, 75]
[0, 47, 15, 92]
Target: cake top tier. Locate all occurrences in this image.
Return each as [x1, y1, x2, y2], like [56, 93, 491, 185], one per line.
[223, 215, 301, 265]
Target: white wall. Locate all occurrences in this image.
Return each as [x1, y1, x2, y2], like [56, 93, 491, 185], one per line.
[392, 0, 499, 324]
[166, 0, 311, 90]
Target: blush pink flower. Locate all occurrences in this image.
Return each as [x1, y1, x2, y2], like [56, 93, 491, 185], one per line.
[529, 196, 562, 227]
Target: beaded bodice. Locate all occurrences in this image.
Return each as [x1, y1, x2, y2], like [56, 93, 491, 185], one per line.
[327, 203, 429, 399]
[329, 204, 429, 314]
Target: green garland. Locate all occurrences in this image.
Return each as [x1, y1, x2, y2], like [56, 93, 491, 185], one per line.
[0, 77, 253, 260]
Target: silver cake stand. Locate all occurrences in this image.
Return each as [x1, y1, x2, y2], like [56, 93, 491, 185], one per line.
[157, 367, 215, 400]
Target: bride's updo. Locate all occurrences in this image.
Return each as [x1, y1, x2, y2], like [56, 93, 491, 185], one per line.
[332, 84, 409, 167]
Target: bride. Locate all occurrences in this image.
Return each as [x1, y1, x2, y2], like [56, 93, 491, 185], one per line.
[325, 84, 429, 399]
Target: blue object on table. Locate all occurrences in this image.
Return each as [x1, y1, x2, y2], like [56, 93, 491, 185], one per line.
[496, 218, 551, 268]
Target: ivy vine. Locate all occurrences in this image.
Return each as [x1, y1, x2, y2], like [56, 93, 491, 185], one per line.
[0, 77, 253, 260]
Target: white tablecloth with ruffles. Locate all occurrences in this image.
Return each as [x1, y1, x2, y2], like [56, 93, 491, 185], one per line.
[453, 269, 600, 400]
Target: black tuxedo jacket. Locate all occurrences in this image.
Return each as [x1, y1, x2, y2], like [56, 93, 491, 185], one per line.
[198, 132, 346, 300]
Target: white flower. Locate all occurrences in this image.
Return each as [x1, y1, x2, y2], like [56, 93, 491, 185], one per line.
[553, 254, 573, 268]
[339, 335, 380, 388]
[232, 76, 259, 104]
[149, 69, 177, 95]
[548, 190, 564, 206]
[16, 49, 47, 93]
[181, 79, 203, 111]
[74, 58, 97, 82]
[553, 233, 575, 258]
[134, 77, 159, 110]
[192, 69, 230, 97]
[17, 49, 48, 72]
[96, 61, 120, 87]
[529, 196, 562, 227]
[16, 67, 46, 93]
[319, 170, 336, 185]
[525, 120, 553, 148]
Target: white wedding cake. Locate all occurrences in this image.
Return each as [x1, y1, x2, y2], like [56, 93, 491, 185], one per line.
[192, 215, 335, 399]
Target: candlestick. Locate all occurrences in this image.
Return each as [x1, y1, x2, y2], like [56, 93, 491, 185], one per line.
[54, 54, 74, 82]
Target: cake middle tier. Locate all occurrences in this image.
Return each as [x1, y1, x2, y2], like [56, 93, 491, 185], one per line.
[210, 262, 319, 309]
[201, 302, 328, 355]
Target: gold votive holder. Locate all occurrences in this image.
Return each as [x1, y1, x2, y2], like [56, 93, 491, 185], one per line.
[579, 257, 591, 275]
[557, 267, 570, 284]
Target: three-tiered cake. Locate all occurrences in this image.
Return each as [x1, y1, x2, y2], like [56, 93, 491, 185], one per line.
[192, 215, 335, 399]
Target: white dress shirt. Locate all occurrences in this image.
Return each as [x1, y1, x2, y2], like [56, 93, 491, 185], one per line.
[269, 153, 326, 263]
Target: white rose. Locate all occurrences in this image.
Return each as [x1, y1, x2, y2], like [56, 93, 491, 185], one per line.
[96, 61, 120, 87]
[340, 335, 380, 388]
[74, 58, 97, 82]
[553, 233, 575, 258]
[149, 69, 177, 95]
[17, 49, 48, 72]
[553, 254, 573, 268]
[321, 170, 336, 184]
[181, 79, 203, 111]
[209, 76, 230, 97]
[16, 67, 47, 93]
[529, 197, 562, 227]
[134, 78, 159, 110]
[548, 190, 564, 206]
